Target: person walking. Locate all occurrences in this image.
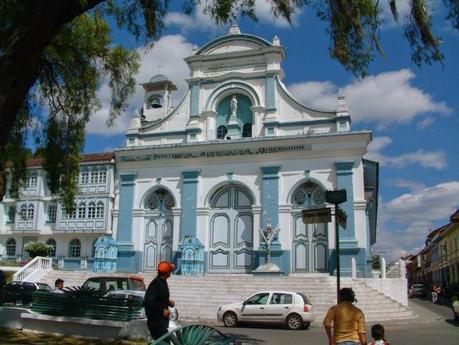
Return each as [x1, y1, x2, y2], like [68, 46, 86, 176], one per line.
[431, 284, 438, 303]
[323, 287, 367, 345]
[144, 261, 176, 341]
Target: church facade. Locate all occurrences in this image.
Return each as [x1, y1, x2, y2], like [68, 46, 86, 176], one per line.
[114, 26, 379, 276]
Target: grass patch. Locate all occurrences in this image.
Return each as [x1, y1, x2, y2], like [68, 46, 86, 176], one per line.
[0, 328, 149, 345]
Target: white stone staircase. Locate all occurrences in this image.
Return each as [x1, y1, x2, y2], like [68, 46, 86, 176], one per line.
[13, 256, 53, 283]
[40, 271, 416, 325]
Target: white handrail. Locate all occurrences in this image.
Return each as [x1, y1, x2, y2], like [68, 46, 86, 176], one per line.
[12, 256, 53, 282]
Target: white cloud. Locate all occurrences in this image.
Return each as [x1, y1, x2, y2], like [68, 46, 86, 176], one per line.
[373, 181, 459, 261]
[379, 0, 411, 28]
[86, 35, 195, 136]
[165, 0, 302, 33]
[389, 178, 426, 193]
[165, 2, 227, 33]
[365, 136, 447, 170]
[417, 117, 435, 129]
[289, 69, 451, 126]
[384, 181, 459, 224]
[254, 0, 302, 27]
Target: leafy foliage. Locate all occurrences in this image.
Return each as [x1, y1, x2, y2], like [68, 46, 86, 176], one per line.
[0, 0, 458, 211]
[372, 254, 381, 270]
[24, 241, 54, 258]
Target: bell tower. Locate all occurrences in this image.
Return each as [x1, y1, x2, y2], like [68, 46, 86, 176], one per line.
[140, 74, 177, 122]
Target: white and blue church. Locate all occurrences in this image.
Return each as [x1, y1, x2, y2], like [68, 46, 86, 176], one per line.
[114, 25, 379, 277]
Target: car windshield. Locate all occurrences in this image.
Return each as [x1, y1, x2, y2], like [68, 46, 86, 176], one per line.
[82, 277, 145, 291]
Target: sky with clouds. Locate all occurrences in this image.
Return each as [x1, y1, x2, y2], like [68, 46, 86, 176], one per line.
[84, 1, 459, 262]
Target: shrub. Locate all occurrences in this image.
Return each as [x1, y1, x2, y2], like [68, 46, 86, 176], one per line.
[24, 242, 54, 258]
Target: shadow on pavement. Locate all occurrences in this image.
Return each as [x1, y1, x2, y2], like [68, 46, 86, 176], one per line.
[444, 319, 459, 327]
[221, 332, 265, 344]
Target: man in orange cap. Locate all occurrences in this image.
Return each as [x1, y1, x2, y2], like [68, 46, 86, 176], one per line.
[144, 261, 176, 341]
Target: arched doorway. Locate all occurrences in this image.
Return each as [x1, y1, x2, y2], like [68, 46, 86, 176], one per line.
[143, 188, 174, 271]
[291, 181, 328, 273]
[208, 185, 253, 273]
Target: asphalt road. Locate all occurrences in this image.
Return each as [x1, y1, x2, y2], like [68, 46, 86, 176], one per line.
[216, 298, 459, 345]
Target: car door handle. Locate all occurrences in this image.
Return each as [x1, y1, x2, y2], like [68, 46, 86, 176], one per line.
[284, 306, 289, 309]
[259, 307, 264, 309]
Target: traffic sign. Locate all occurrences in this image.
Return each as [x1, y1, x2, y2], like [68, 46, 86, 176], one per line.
[302, 207, 331, 224]
[325, 189, 347, 204]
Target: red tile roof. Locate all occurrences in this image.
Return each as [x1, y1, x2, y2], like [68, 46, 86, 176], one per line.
[8, 152, 115, 168]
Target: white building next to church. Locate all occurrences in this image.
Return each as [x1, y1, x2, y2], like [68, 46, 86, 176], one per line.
[0, 153, 116, 269]
[114, 25, 379, 276]
[0, 26, 378, 277]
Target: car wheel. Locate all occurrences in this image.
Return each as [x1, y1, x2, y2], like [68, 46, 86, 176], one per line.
[223, 311, 238, 327]
[304, 322, 311, 330]
[286, 313, 303, 330]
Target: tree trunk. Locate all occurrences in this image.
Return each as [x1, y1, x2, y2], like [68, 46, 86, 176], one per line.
[0, 0, 104, 201]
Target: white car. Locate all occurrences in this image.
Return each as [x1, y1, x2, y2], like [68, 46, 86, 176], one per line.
[217, 291, 314, 330]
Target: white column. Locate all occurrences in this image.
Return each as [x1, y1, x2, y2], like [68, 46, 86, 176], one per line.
[252, 205, 262, 250]
[399, 259, 406, 279]
[381, 257, 386, 279]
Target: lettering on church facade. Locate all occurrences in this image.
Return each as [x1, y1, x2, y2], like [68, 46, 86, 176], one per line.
[120, 144, 307, 162]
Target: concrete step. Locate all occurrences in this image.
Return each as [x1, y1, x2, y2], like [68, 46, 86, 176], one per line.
[39, 270, 416, 324]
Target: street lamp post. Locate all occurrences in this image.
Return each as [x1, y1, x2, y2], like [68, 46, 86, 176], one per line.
[325, 189, 347, 303]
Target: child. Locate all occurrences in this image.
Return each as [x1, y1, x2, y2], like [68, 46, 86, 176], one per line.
[369, 324, 389, 345]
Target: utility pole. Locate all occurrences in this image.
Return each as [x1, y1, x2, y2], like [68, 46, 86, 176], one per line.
[325, 189, 347, 303]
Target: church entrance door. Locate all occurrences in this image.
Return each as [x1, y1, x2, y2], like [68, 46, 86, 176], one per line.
[143, 188, 175, 271]
[208, 185, 253, 273]
[144, 217, 173, 271]
[292, 216, 328, 273]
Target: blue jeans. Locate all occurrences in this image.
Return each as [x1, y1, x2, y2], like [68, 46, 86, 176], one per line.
[337, 342, 359, 345]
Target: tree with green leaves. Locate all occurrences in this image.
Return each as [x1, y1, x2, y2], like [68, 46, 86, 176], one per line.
[0, 0, 457, 211]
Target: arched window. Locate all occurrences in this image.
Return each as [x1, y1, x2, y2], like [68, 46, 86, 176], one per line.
[6, 238, 16, 256]
[148, 94, 163, 109]
[242, 123, 252, 138]
[20, 204, 27, 220]
[87, 201, 96, 218]
[96, 201, 104, 218]
[292, 181, 325, 208]
[46, 239, 57, 257]
[217, 126, 228, 139]
[145, 189, 175, 212]
[68, 239, 81, 257]
[77, 202, 86, 219]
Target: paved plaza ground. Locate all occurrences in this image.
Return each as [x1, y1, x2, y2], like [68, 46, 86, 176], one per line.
[0, 298, 457, 344]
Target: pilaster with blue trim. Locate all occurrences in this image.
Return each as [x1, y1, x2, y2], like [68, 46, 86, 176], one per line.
[116, 172, 140, 272]
[331, 161, 366, 276]
[254, 166, 290, 273]
[180, 170, 200, 241]
[177, 170, 200, 272]
[334, 162, 356, 245]
[261, 166, 280, 228]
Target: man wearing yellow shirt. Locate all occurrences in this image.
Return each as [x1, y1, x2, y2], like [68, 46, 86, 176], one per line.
[323, 287, 367, 345]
